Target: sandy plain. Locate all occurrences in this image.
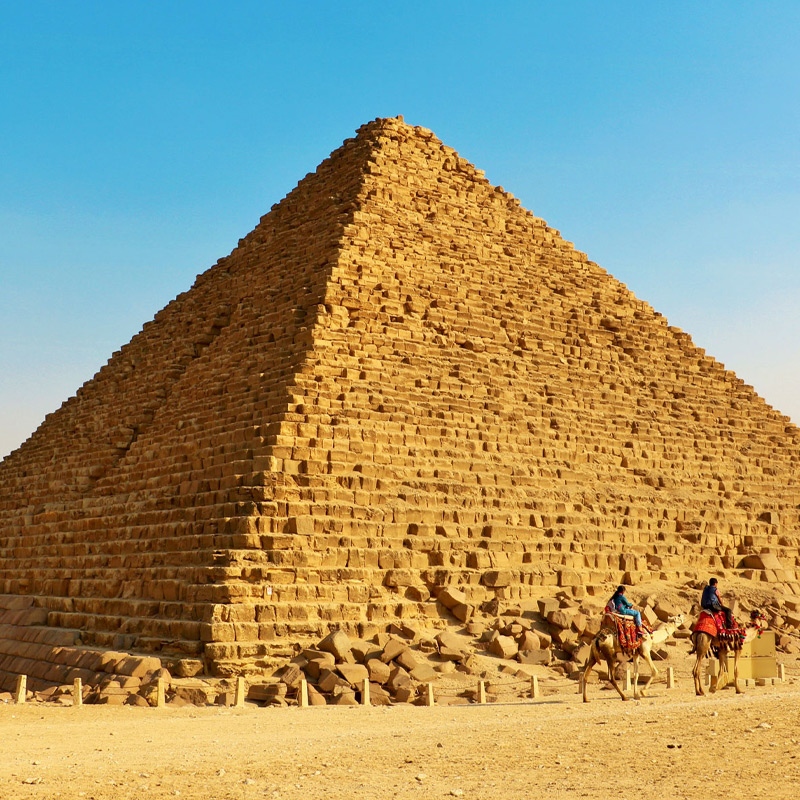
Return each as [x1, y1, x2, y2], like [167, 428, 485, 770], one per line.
[2, 652, 799, 800]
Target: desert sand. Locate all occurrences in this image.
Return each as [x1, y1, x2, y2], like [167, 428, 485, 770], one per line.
[2, 659, 798, 800]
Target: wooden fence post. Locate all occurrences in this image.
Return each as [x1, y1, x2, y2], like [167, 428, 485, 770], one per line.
[14, 675, 27, 704]
[234, 676, 246, 708]
[530, 675, 540, 699]
[425, 683, 435, 707]
[361, 678, 370, 707]
[73, 678, 83, 707]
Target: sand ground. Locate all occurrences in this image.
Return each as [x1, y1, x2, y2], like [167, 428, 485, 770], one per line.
[2, 663, 799, 800]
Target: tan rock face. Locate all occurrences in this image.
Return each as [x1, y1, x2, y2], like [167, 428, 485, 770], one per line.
[1, 116, 800, 685]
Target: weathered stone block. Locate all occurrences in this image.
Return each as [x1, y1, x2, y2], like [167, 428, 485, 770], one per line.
[366, 659, 391, 684]
[482, 570, 512, 588]
[336, 663, 369, 687]
[487, 635, 518, 659]
[438, 587, 467, 609]
[317, 630, 353, 662]
[517, 648, 551, 665]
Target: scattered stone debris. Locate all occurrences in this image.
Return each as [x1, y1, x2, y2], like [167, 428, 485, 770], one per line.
[4, 583, 798, 707]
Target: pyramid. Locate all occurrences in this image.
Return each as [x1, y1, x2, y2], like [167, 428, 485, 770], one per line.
[2, 116, 800, 688]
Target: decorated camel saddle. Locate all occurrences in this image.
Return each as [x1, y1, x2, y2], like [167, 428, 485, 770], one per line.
[692, 610, 747, 649]
[601, 608, 652, 653]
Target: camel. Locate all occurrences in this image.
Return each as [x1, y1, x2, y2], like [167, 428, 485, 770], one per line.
[582, 613, 685, 702]
[690, 610, 765, 696]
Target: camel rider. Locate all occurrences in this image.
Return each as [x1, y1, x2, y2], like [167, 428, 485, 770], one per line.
[701, 577, 733, 629]
[608, 585, 642, 632]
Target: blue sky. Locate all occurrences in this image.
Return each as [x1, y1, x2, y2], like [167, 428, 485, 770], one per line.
[2, 2, 799, 458]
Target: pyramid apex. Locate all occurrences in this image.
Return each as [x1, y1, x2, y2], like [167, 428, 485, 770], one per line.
[353, 115, 438, 143]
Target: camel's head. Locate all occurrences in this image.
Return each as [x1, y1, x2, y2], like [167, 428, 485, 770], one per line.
[668, 613, 685, 627]
[750, 609, 768, 626]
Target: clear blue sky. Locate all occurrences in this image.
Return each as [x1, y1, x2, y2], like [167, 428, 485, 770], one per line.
[2, 2, 799, 458]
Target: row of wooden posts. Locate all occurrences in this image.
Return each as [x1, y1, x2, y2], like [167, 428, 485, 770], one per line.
[11, 664, 783, 708]
[10, 675, 232, 708]
[11, 674, 541, 708]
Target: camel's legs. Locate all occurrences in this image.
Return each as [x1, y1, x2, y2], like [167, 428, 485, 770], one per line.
[733, 650, 742, 694]
[582, 650, 598, 703]
[692, 634, 711, 696]
[637, 646, 658, 698]
[606, 656, 628, 701]
[692, 655, 705, 696]
[716, 649, 729, 692]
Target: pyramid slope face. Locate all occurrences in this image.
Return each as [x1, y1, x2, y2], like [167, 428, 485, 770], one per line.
[2, 117, 800, 681]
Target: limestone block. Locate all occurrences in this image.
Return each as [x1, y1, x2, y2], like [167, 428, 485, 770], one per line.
[741, 553, 783, 570]
[482, 570, 512, 588]
[393, 685, 416, 703]
[642, 606, 659, 627]
[395, 648, 420, 672]
[517, 648, 551, 665]
[366, 658, 391, 684]
[305, 655, 335, 680]
[538, 598, 559, 617]
[317, 630, 353, 662]
[438, 587, 467, 609]
[487, 635, 518, 659]
[558, 569, 582, 587]
[569, 612, 588, 634]
[571, 643, 591, 664]
[385, 569, 417, 587]
[172, 684, 219, 705]
[336, 663, 369, 687]
[553, 628, 579, 648]
[278, 664, 305, 688]
[517, 630, 541, 651]
[126, 694, 150, 707]
[410, 663, 438, 682]
[330, 687, 359, 705]
[546, 609, 574, 630]
[368, 682, 392, 705]
[385, 623, 415, 640]
[386, 665, 412, 693]
[350, 639, 382, 663]
[358, 623, 381, 640]
[97, 688, 128, 705]
[435, 631, 466, 654]
[451, 603, 474, 623]
[653, 600, 681, 622]
[287, 516, 315, 535]
[247, 682, 285, 702]
[380, 638, 408, 663]
[172, 659, 205, 678]
[317, 668, 350, 693]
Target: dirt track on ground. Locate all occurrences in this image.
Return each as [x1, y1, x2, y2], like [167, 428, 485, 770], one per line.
[2, 673, 799, 800]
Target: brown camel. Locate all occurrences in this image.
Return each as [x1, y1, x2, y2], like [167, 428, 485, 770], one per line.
[582, 614, 684, 703]
[690, 610, 765, 696]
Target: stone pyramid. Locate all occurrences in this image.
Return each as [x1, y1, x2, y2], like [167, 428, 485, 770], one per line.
[2, 116, 800, 687]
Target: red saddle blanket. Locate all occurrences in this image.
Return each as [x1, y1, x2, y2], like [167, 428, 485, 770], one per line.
[692, 611, 747, 648]
[602, 613, 651, 653]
